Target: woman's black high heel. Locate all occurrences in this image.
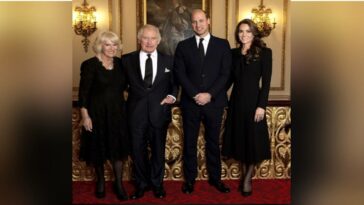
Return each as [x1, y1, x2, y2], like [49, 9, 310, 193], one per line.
[95, 190, 106, 198]
[240, 164, 254, 197]
[240, 178, 252, 196]
[241, 190, 252, 196]
[95, 180, 106, 198]
[113, 182, 128, 200]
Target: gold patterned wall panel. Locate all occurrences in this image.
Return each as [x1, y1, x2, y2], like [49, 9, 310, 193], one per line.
[72, 106, 291, 181]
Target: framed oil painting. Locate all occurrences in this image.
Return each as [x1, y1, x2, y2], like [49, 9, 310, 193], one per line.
[137, 0, 211, 55]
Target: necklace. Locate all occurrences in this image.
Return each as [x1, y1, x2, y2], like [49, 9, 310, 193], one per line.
[104, 62, 113, 70]
[97, 55, 113, 70]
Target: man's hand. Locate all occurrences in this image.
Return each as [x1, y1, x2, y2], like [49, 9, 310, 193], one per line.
[194, 93, 211, 106]
[160, 95, 176, 105]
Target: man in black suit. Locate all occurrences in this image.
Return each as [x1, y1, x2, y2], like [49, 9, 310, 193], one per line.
[122, 24, 178, 199]
[174, 9, 232, 194]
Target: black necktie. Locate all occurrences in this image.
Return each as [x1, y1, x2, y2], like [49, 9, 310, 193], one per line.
[144, 54, 153, 88]
[198, 38, 205, 61]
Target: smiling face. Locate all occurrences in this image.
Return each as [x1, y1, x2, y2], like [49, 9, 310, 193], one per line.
[191, 10, 210, 37]
[101, 39, 118, 58]
[238, 23, 254, 47]
[139, 27, 161, 53]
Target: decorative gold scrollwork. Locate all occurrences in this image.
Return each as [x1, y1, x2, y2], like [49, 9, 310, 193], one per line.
[72, 106, 291, 181]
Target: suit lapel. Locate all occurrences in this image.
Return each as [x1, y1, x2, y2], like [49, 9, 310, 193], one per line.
[132, 51, 144, 85]
[204, 36, 215, 62]
[188, 37, 202, 65]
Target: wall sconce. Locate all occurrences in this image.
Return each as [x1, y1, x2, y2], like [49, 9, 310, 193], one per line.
[73, 0, 97, 52]
[251, 0, 277, 37]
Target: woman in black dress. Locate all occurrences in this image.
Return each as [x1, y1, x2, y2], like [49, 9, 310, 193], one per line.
[78, 31, 129, 200]
[222, 19, 272, 196]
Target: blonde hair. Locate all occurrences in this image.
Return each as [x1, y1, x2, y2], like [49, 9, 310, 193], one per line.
[92, 31, 122, 54]
[137, 24, 161, 42]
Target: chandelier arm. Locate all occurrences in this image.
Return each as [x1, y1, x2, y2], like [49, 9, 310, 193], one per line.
[251, 0, 276, 37]
[73, 0, 97, 52]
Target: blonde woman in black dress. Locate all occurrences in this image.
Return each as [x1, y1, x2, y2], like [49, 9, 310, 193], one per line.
[222, 19, 272, 196]
[78, 31, 129, 200]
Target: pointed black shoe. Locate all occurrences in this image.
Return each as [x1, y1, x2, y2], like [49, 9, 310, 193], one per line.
[208, 180, 230, 193]
[95, 190, 106, 199]
[182, 182, 194, 194]
[130, 187, 146, 199]
[113, 182, 128, 200]
[95, 180, 105, 198]
[241, 190, 252, 196]
[153, 186, 166, 199]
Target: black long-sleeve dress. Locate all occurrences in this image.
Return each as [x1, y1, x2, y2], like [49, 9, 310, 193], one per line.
[222, 47, 272, 164]
[78, 57, 129, 165]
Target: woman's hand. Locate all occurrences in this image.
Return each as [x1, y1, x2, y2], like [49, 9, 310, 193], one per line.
[81, 117, 93, 132]
[80, 107, 92, 132]
[254, 107, 265, 122]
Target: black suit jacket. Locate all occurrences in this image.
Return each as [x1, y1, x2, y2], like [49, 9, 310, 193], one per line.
[122, 51, 178, 128]
[174, 35, 232, 108]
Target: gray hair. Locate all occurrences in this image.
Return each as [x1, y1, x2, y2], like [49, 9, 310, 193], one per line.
[137, 24, 161, 42]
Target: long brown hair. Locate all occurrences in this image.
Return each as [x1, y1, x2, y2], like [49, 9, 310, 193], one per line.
[234, 19, 266, 64]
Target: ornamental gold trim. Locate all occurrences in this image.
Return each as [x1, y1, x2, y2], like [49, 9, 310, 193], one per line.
[72, 106, 291, 181]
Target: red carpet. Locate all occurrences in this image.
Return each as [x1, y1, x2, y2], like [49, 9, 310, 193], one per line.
[73, 179, 290, 204]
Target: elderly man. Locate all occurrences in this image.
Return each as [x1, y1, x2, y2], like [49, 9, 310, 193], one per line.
[122, 24, 178, 199]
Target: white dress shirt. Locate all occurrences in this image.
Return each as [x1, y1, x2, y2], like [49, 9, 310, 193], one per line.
[139, 50, 158, 83]
[195, 33, 211, 55]
[139, 49, 176, 102]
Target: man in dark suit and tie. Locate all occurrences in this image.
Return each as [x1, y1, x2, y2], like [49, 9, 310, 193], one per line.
[121, 24, 178, 199]
[174, 9, 232, 194]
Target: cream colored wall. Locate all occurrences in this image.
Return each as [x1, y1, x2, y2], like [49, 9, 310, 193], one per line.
[121, 0, 137, 54]
[73, 0, 290, 100]
[283, 1, 291, 100]
[210, 0, 226, 39]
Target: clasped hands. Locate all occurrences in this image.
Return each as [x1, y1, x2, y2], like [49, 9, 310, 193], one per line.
[194, 92, 211, 106]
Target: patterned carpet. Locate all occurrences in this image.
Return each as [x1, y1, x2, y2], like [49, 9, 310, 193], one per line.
[73, 179, 290, 204]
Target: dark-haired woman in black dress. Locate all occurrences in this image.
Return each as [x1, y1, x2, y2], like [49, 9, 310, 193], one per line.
[223, 19, 272, 196]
